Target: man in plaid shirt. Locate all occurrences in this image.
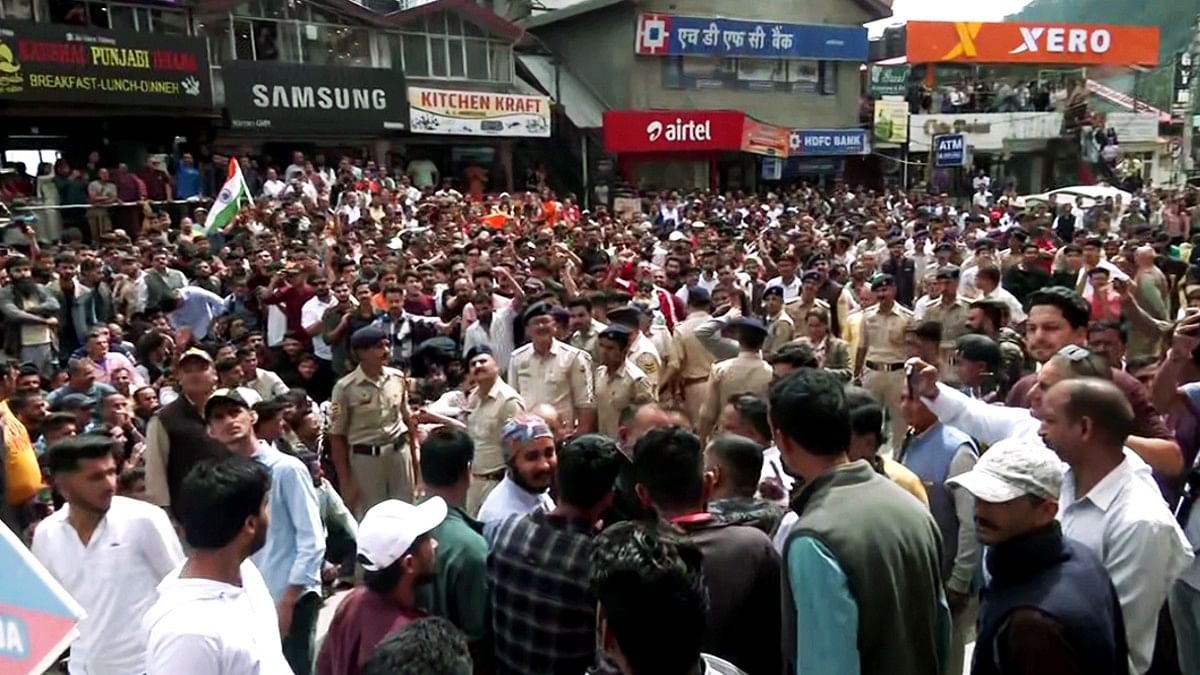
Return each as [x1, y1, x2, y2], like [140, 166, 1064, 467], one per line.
[487, 434, 621, 675]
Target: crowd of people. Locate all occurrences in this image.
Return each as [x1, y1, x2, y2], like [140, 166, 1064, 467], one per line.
[3, 147, 1200, 675]
[908, 77, 1083, 116]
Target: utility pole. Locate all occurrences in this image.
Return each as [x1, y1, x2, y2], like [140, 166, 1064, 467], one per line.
[1179, 14, 1200, 184]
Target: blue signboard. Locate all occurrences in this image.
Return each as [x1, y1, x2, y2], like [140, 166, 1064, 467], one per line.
[0, 522, 84, 675]
[636, 12, 868, 62]
[788, 129, 870, 157]
[934, 133, 967, 168]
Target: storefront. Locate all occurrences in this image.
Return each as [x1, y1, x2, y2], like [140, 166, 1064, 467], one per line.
[602, 110, 788, 191]
[404, 85, 552, 195]
[0, 18, 215, 168]
[217, 60, 408, 165]
[783, 128, 870, 186]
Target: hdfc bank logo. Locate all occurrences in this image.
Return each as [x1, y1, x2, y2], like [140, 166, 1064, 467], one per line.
[646, 117, 712, 143]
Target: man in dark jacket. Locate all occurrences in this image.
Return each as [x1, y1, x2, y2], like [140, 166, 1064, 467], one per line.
[948, 438, 1128, 675]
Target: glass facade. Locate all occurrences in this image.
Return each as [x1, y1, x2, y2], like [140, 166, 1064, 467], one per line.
[29, 0, 191, 33]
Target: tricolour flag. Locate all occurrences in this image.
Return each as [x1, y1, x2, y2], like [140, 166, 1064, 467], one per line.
[202, 157, 250, 237]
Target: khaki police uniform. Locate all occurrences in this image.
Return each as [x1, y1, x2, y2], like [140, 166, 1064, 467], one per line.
[629, 333, 663, 391]
[329, 364, 415, 517]
[859, 303, 914, 449]
[595, 359, 657, 438]
[569, 318, 607, 366]
[922, 297, 971, 384]
[507, 339, 595, 432]
[464, 378, 525, 516]
[764, 311, 796, 356]
[671, 312, 717, 426]
[698, 353, 773, 440]
[783, 296, 829, 328]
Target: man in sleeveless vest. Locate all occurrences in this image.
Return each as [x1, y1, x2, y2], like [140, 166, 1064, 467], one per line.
[949, 438, 1128, 675]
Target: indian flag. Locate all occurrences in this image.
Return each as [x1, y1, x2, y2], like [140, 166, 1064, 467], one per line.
[202, 157, 250, 237]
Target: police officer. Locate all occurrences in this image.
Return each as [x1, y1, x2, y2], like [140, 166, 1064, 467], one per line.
[783, 269, 830, 327]
[606, 303, 663, 392]
[922, 266, 971, 384]
[328, 325, 417, 517]
[594, 324, 656, 438]
[854, 273, 914, 448]
[698, 316, 772, 442]
[762, 285, 795, 355]
[507, 303, 597, 435]
[672, 287, 717, 427]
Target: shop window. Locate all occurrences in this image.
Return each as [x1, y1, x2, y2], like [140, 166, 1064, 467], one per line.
[107, 4, 135, 31]
[234, 0, 290, 20]
[465, 39, 488, 81]
[233, 18, 256, 60]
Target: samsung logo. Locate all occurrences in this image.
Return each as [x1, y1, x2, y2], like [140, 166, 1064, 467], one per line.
[250, 84, 387, 110]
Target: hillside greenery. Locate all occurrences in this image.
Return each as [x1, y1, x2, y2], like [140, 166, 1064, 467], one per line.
[1008, 0, 1200, 110]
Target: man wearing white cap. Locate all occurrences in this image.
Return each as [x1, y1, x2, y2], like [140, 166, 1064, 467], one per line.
[948, 439, 1128, 675]
[316, 497, 447, 675]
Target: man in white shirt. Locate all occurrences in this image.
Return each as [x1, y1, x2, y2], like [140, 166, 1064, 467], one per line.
[300, 276, 337, 375]
[764, 253, 803, 301]
[477, 413, 556, 540]
[1039, 378, 1193, 675]
[262, 168, 286, 199]
[406, 158, 439, 189]
[974, 264, 1026, 324]
[144, 455, 292, 675]
[33, 435, 184, 675]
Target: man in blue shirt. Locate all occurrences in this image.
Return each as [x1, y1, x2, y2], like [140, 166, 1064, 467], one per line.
[173, 152, 201, 200]
[769, 369, 949, 675]
[165, 285, 226, 342]
[206, 388, 324, 675]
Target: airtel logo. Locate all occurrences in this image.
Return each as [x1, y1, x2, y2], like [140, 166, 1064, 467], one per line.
[1011, 27, 1112, 55]
[646, 118, 712, 143]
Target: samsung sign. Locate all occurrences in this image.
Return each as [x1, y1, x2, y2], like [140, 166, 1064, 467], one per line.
[223, 62, 407, 134]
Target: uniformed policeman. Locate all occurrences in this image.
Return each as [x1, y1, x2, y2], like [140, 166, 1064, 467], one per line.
[463, 345, 525, 516]
[698, 316, 773, 442]
[594, 324, 657, 438]
[762, 285, 795, 355]
[921, 265, 971, 384]
[672, 287, 717, 427]
[328, 325, 417, 517]
[606, 304, 663, 391]
[507, 303, 597, 435]
[783, 269, 830, 327]
[854, 273, 914, 449]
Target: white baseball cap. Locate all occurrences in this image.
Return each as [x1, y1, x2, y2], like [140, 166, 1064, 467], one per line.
[946, 439, 1063, 503]
[357, 497, 447, 572]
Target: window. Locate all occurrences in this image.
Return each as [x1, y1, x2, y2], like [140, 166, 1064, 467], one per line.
[108, 4, 136, 30]
[233, 18, 256, 60]
[465, 39, 488, 80]
[303, 25, 372, 67]
[201, 19, 233, 64]
[430, 36, 448, 77]
[152, 8, 190, 35]
[448, 37, 465, 78]
[820, 61, 837, 95]
[401, 34, 429, 77]
[0, 0, 34, 20]
[489, 42, 511, 82]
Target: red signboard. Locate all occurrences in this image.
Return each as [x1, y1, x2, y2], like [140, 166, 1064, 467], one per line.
[604, 110, 786, 154]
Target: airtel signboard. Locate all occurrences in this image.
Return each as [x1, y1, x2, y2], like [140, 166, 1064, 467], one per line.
[603, 110, 746, 153]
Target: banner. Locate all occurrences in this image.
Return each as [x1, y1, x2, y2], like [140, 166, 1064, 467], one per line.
[868, 64, 910, 97]
[603, 110, 746, 153]
[873, 100, 910, 144]
[0, 523, 85, 675]
[909, 112, 1064, 151]
[1102, 112, 1159, 143]
[635, 12, 867, 61]
[223, 62, 407, 134]
[0, 19, 211, 109]
[740, 118, 789, 157]
[906, 21, 1160, 66]
[408, 86, 550, 137]
[788, 129, 870, 156]
[1174, 52, 1193, 117]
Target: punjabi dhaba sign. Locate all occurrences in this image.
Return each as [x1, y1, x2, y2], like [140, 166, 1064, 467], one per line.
[0, 20, 211, 109]
[408, 86, 551, 138]
[906, 21, 1159, 67]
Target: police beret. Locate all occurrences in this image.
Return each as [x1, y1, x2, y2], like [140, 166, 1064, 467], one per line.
[599, 324, 634, 343]
[763, 285, 784, 299]
[728, 316, 768, 336]
[687, 286, 711, 304]
[463, 345, 494, 365]
[350, 325, 389, 350]
[606, 306, 642, 326]
[935, 265, 961, 281]
[522, 302, 553, 325]
[870, 273, 896, 290]
[801, 269, 821, 283]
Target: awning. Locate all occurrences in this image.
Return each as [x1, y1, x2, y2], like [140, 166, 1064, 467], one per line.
[518, 54, 606, 130]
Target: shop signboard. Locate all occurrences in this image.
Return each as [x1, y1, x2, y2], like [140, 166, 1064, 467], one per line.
[740, 118, 789, 157]
[1173, 51, 1193, 117]
[224, 62, 407, 134]
[635, 12, 867, 61]
[873, 100, 909, 144]
[408, 86, 550, 137]
[906, 21, 1159, 67]
[909, 112, 1063, 151]
[0, 19, 211, 109]
[0, 521, 85, 675]
[603, 110, 746, 153]
[1103, 112, 1159, 143]
[933, 133, 967, 167]
[789, 129, 870, 156]
[868, 64, 910, 97]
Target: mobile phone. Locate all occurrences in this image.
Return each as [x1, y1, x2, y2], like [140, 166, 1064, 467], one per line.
[905, 363, 918, 397]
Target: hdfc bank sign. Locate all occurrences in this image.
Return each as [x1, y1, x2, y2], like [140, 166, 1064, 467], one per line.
[604, 110, 744, 153]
